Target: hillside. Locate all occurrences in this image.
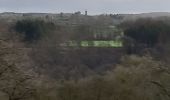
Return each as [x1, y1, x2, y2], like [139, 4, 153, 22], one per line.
[0, 12, 170, 100]
[120, 12, 170, 21]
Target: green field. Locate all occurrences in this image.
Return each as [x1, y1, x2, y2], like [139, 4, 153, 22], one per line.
[67, 40, 123, 48]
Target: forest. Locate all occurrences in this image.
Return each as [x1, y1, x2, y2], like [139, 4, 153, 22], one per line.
[0, 14, 170, 100]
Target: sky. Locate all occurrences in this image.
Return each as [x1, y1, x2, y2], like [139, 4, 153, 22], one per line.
[0, 0, 170, 15]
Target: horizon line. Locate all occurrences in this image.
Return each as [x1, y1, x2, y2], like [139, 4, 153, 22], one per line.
[0, 11, 170, 15]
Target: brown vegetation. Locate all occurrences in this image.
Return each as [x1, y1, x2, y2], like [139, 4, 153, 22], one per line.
[0, 17, 170, 100]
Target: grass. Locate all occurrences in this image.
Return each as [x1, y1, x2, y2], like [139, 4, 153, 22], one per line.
[67, 40, 123, 48]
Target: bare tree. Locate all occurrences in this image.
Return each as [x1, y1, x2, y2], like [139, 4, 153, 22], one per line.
[0, 39, 35, 100]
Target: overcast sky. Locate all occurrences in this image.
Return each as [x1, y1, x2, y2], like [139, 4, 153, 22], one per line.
[0, 0, 170, 15]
